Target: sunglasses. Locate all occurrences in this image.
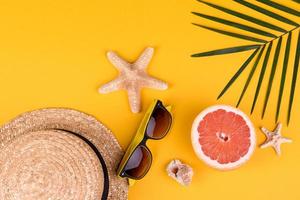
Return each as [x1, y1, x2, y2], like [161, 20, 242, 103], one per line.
[117, 99, 172, 183]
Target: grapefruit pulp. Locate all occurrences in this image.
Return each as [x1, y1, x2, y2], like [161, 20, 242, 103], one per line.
[191, 105, 256, 170]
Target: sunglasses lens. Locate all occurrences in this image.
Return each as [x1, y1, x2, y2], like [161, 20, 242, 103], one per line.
[123, 146, 152, 179]
[146, 105, 172, 139]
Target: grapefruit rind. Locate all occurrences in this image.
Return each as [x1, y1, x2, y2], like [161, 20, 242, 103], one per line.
[191, 105, 256, 170]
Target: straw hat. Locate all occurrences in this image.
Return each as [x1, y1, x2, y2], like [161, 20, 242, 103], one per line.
[0, 108, 128, 200]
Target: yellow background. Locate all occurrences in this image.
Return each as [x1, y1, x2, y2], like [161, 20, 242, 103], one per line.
[0, 0, 299, 199]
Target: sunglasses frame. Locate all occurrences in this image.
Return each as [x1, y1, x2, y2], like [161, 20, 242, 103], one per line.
[117, 99, 172, 181]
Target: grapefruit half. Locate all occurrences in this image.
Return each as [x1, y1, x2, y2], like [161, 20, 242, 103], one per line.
[191, 105, 256, 170]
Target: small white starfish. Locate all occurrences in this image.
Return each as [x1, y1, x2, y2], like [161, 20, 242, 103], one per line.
[99, 47, 168, 113]
[260, 123, 292, 156]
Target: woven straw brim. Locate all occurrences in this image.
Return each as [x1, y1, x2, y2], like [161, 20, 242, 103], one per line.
[0, 108, 128, 200]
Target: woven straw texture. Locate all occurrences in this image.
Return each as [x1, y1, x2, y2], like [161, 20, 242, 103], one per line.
[0, 108, 128, 200]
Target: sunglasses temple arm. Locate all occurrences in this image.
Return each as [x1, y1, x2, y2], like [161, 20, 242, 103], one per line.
[166, 105, 172, 112]
[128, 178, 136, 186]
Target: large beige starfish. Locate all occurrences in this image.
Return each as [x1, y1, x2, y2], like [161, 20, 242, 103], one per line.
[260, 123, 292, 156]
[99, 47, 168, 113]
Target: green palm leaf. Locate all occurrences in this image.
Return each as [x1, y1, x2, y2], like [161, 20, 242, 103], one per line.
[276, 32, 292, 122]
[257, 0, 300, 17]
[234, 0, 299, 26]
[217, 48, 259, 99]
[191, 44, 260, 57]
[261, 37, 283, 118]
[192, 12, 277, 38]
[251, 41, 273, 114]
[192, 23, 267, 43]
[192, 0, 300, 125]
[196, 0, 286, 33]
[288, 30, 300, 125]
[236, 45, 265, 107]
